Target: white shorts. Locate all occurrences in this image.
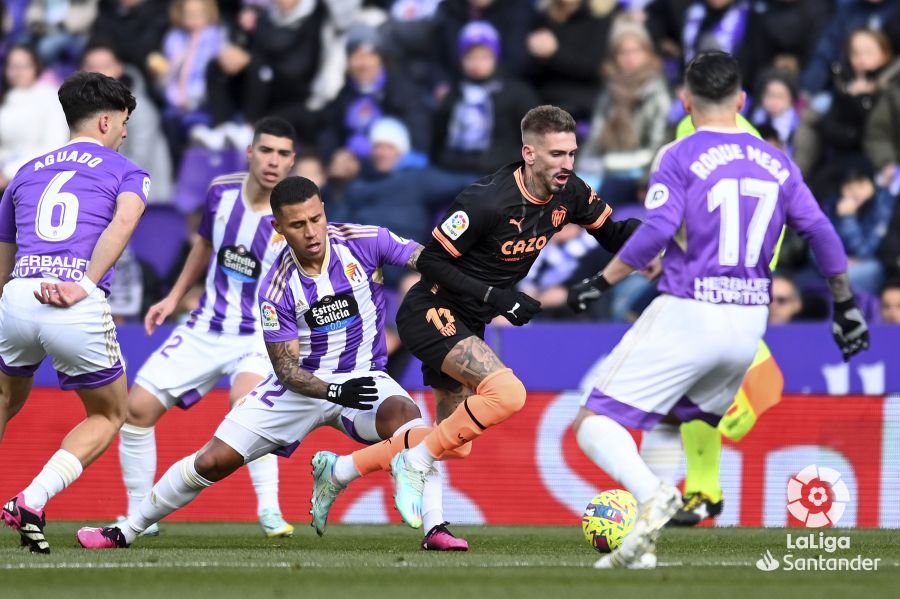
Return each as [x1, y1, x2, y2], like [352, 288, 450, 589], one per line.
[581, 295, 768, 430]
[216, 371, 413, 461]
[0, 278, 124, 389]
[134, 324, 270, 410]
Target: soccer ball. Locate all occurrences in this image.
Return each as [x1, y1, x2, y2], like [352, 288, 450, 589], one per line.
[582, 489, 638, 553]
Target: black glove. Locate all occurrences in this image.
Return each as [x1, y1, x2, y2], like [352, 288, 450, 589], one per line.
[486, 287, 541, 326]
[831, 298, 870, 362]
[326, 376, 378, 409]
[567, 274, 612, 313]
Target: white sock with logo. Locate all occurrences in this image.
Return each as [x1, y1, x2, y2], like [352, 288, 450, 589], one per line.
[119, 423, 157, 518]
[576, 415, 660, 503]
[21, 449, 83, 510]
[422, 466, 444, 534]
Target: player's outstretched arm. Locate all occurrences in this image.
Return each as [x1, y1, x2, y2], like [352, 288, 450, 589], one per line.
[265, 340, 378, 409]
[35, 192, 145, 307]
[144, 236, 213, 335]
[827, 272, 870, 362]
[411, 243, 541, 326]
[586, 217, 642, 253]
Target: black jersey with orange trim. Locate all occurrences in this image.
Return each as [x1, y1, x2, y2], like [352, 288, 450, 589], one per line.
[421, 161, 612, 323]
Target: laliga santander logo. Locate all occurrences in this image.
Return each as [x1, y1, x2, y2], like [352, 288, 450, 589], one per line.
[787, 465, 850, 528]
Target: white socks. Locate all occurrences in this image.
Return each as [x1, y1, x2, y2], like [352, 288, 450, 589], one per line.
[124, 453, 212, 544]
[333, 455, 360, 487]
[422, 466, 444, 533]
[576, 415, 661, 503]
[118, 423, 156, 518]
[246, 453, 280, 515]
[21, 449, 83, 510]
[405, 441, 436, 472]
[640, 422, 682, 487]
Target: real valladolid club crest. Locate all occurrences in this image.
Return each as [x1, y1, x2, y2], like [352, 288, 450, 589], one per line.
[754, 464, 880, 573]
[551, 206, 567, 228]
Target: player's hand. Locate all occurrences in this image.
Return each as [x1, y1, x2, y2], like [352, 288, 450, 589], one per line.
[326, 377, 378, 410]
[33, 281, 87, 307]
[144, 297, 178, 335]
[486, 287, 541, 326]
[831, 298, 870, 361]
[567, 274, 611, 313]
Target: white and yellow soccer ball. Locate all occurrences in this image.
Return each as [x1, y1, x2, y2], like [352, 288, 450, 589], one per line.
[582, 489, 638, 553]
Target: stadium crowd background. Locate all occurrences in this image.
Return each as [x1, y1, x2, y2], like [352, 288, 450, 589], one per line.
[2, 0, 900, 329]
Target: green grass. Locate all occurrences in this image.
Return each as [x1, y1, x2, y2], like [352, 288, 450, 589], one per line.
[2, 524, 897, 599]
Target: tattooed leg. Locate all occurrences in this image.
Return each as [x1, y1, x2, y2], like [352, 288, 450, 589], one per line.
[440, 336, 507, 390]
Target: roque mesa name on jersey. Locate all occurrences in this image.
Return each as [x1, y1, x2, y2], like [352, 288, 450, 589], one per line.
[304, 294, 360, 332]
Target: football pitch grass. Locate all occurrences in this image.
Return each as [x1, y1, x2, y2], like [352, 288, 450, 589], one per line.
[2, 524, 897, 598]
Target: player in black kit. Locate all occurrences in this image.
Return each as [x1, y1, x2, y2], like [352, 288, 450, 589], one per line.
[382, 105, 644, 529]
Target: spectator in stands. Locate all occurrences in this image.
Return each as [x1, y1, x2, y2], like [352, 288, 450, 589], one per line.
[577, 18, 670, 201]
[0, 44, 68, 189]
[378, 0, 444, 92]
[680, 0, 750, 68]
[800, 0, 899, 96]
[25, 0, 98, 67]
[81, 42, 174, 202]
[881, 281, 900, 324]
[149, 0, 225, 162]
[795, 29, 893, 182]
[318, 25, 431, 168]
[750, 68, 798, 153]
[344, 117, 473, 248]
[864, 47, 900, 191]
[827, 159, 894, 295]
[525, 0, 613, 123]
[769, 275, 803, 324]
[432, 21, 539, 175]
[738, 0, 831, 87]
[431, 0, 532, 84]
[89, 0, 169, 83]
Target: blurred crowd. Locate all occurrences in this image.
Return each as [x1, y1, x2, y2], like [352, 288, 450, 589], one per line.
[2, 0, 900, 327]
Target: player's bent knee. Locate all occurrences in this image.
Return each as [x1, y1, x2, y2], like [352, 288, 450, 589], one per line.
[193, 438, 245, 482]
[375, 395, 422, 440]
[475, 368, 527, 424]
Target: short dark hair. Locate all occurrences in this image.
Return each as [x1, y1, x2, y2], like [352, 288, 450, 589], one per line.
[58, 71, 136, 130]
[270, 176, 321, 214]
[253, 116, 297, 145]
[521, 105, 576, 142]
[685, 50, 742, 104]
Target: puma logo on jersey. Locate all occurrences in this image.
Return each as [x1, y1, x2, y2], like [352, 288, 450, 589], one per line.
[508, 217, 524, 233]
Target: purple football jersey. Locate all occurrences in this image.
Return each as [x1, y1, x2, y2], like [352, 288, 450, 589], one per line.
[258, 224, 416, 376]
[618, 130, 847, 305]
[0, 141, 150, 293]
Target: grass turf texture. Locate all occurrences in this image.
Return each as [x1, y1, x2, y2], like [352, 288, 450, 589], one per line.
[2, 524, 897, 598]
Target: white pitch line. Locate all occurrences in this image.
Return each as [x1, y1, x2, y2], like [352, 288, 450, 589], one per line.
[2, 560, 897, 570]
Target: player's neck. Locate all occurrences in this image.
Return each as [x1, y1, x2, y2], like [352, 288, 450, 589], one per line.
[67, 133, 105, 147]
[690, 112, 742, 131]
[522, 165, 551, 200]
[244, 176, 272, 213]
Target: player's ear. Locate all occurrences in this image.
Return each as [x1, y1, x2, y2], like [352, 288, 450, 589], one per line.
[271, 214, 283, 235]
[679, 87, 692, 115]
[736, 90, 747, 113]
[522, 143, 534, 166]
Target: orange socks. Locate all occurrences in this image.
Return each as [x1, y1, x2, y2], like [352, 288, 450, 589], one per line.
[350, 425, 476, 476]
[423, 368, 526, 458]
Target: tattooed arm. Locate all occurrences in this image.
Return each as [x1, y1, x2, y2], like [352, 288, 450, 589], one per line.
[265, 339, 329, 398]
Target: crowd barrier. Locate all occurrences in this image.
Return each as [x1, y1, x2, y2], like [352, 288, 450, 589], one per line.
[4, 324, 898, 527]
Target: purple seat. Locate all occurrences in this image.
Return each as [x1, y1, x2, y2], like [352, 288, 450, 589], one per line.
[131, 206, 188, 279]
[172, 147, 246, 214]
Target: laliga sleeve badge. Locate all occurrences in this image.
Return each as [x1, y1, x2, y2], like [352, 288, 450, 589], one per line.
[441, 211, 469, 240]
[260, 301, 280, 331]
